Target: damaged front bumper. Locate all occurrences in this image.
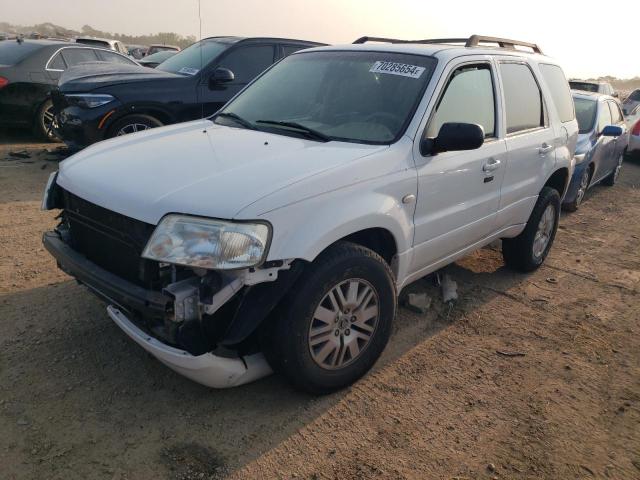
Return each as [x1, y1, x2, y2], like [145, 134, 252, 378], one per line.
[43, 229, 301, 388]
[107, 305, 272, 388]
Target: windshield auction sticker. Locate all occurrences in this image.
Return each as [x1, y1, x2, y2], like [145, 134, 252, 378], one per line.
[369, 61, 425, 79]
[178, 67, 200, 76]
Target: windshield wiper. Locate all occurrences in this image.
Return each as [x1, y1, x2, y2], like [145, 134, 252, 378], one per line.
[215, 112, 256, 130]
[255, 120, 330, 142]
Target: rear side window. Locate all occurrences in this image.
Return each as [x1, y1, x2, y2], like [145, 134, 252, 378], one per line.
[598, 102, 612, 133]
[540, 64, 575, 123]
[218, 45, 275, 84]
[62, 48, 99, 67]
[48, 52, 66, 70]
[608, 102, 623, 124]
[427, 64, 495, 138]
[500, 63, 544, 134]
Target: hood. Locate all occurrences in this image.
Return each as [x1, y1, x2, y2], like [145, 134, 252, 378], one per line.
[59, 62, 182, 91]
[56, 120, 386, 224]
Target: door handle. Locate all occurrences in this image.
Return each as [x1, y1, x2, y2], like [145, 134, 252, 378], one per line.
[482, 158, 501, 173]
[539, 143, 554, 155]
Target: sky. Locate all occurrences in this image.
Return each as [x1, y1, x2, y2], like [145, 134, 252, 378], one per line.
[0, 0, 636, 79]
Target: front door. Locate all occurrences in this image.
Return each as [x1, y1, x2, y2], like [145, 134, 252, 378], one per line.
[411, 60, 507, 274]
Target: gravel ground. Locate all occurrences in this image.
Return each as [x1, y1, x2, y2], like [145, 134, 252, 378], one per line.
[0, 131, 639, 480]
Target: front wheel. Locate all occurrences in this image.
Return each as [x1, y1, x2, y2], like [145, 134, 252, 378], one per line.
[563, 166, 590, 212]
[502, 186, 560, 272]
[107, 114, 163, 138]
[266, 242, 396, 394]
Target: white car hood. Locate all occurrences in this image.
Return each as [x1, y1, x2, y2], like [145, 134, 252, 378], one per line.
[57, 120, 386, 224]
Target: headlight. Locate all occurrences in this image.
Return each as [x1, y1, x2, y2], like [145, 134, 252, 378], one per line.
[142, 215, 271, 270]
[574, 153, 586, 164]
[65, 93, 115, 108]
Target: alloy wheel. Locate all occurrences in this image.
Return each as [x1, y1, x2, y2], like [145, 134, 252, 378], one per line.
[532, 204, 556, 259]
[308, 278, 379, 370]
[117, 123, 151, 136]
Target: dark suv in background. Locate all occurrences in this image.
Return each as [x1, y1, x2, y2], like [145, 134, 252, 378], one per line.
[53, 36, 324, 149]
[0, 39, 137, 140]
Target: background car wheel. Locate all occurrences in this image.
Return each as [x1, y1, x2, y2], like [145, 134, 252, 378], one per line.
[34, 99, 61, 143]
[502, 186, 560, 273]
[563, 166, 591, 212]
[266, 241, 396, 394]
[603, 154, 623, 186]
[107, 114, 163, 138]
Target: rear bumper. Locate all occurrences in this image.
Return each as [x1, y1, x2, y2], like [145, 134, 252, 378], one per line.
[107, 305, 272, 388]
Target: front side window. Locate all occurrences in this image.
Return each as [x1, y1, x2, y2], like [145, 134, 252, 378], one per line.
[217, 45, 275, 84]
[574, 97, 597, 134]
[215, 51, 437, 144]
[500, 63, 544, 134]
[540, 64, 575, 123]
[62, 48, 99, 67]
[629, 90, 640, 101]
[426, 64, 495, 138]
[608, 102, 623, 124]
[156, 40, 230, 76]
[597, 101, 612, 133]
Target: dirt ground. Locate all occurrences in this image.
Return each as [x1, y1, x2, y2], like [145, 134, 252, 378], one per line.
[0, 129, 639, 480]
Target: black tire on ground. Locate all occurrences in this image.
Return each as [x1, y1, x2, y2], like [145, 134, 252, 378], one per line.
[265, 241, 397, 394]
[107, 114, 163, 138]
[34, 99, 61, 142]
[602, 153, 623, 186]
[562, 166, 591, 212]
[502, 186, 561, 273]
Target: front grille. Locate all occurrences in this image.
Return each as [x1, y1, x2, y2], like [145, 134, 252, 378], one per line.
[62, 190, 160, 288]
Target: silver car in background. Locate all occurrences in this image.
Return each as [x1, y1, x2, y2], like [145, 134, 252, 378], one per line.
[626, 104, 640, 157]
[569, 80, 618, 98]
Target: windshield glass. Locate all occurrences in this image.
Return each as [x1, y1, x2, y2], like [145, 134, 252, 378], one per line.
[574, 97, 597, 133]
[0, 41, 44, 66]
[215, 50, 437, 144]
[157, 40, 229, 75]
[570, 81, 599, 93]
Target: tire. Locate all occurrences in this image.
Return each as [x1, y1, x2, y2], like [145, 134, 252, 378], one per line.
[602, 153, 623, 186]
[502, 186, 560, 273]
[563, 166, 591, 212]
[107, 114, 163, 138]
[266, 241, 396, 394]
[34, 99, 61, 143]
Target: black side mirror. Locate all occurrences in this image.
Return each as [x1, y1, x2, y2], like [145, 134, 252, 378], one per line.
[209, 68, 234, 88]
[420, 122, 485, 156]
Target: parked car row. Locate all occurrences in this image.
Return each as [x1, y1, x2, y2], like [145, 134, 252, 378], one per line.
[41, 34, 586, 393]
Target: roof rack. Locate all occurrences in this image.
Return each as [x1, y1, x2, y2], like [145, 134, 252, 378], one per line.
[352, 34, 543, 54]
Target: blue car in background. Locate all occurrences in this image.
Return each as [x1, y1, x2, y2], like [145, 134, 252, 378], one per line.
[563, 91, 628, 211]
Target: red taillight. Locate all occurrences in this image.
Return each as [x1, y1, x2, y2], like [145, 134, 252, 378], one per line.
[632, 120, 640, 136]
[0, 77, 8, 89]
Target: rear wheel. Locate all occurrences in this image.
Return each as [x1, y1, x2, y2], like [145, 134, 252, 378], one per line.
[107, 114, 163, 138]
[266, 242, 396, 394]
[603, 153, 623, 186]
[34, 99, 61, 142]
[502, 186, 560, 272]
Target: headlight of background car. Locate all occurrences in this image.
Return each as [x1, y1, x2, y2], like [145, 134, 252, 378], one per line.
[142, 215, 271, 270]
[65, 93, 115, 109]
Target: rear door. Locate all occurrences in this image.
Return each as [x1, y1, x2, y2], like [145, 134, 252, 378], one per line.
[198, 43, 276, 116]
[496, 60, 557, 227]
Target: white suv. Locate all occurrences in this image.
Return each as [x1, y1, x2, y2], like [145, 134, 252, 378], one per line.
[43, 35, 578, 393]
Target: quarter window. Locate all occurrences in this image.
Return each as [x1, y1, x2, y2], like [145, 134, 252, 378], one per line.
[48, 52, 66, 70]
[427, 64, 495, 138]
[500, 63, 545, 134]
[217, 45, 275, 84]
[540, 64, 575, 123]
[598, 102, 612, 133]
[61, 48, 99, 67]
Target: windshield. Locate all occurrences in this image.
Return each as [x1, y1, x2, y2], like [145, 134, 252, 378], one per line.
[214, 50, 437, 144]
[157, 40, 229, 75]
[0, 41, 44, 66]
[570, 81, 599, 93]
[574, 97, 597, 133]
